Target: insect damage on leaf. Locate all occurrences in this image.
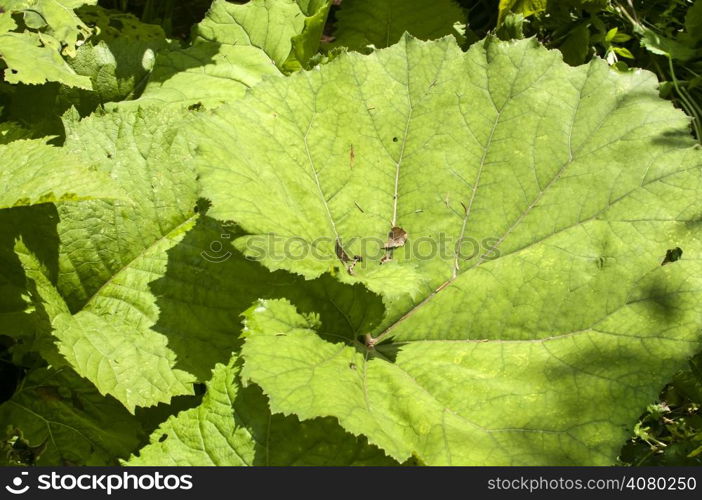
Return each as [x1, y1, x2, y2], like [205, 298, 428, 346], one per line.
[384, 226, 407, 249]
[335, 239, 351, 262]
[661, 247, 683, 266]
[335, 239, 362, 274]
[380, 226, 407, 264]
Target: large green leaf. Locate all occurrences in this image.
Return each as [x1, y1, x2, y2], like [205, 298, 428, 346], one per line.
[127, 353, 396, 465]
[8, 106, 386, 413]
[194, 0, 330, 69]
[129, 0, 330, 108]
[60, 6, 167, 112]
[0, 13, 91, 88]
[0, 139, 124, 209]
[45, 204, 384, 412]
[55, 108, 199, 310]
[332, 0, 465, 51]
[0, 122, 31, 144]
[0, 207, 62, 365]
[8, 238, 70, 365]
[0, 6, 167, 134]
[283, 0, 332, 71]
[193, 34, 702, 302]
[190, 36, 702, 464]
[36, 108, 203, 410]
[0, 108, 202, 410]
[3, 1, 97, 56]
[0, 366, 143, 465]
[127, 43, 279, 109]
[0, 2, 96, 88]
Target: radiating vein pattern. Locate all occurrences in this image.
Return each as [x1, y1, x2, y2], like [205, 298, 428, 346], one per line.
[193, 36, 702, 465]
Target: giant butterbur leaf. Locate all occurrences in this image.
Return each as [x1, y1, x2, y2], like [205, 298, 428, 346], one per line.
[283, 0, 333, 71]
[0, 139, 124, 209]
[2, 106, 396, 465]
[0, 366, 143, 465]
[127, 354, 396, 465]
[10, 104, 387, 415]
[191, 36, 702, 464]
[3, 0, 96, 56]
[0, 6, 167, 133]
[194, 0, 331, 70]
[58, 6, 168, 112]
[129, 0, 331, 108]
[0, 27, 92, 89]
[15, 108, 204, 410]
[0, 1, 96, 88]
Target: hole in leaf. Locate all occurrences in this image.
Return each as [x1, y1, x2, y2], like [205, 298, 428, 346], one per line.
[661, 247, 683, 266]
[384, 226, 407, 249]
[392, 137, 398, 142]
[158, 434, 168, 442]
